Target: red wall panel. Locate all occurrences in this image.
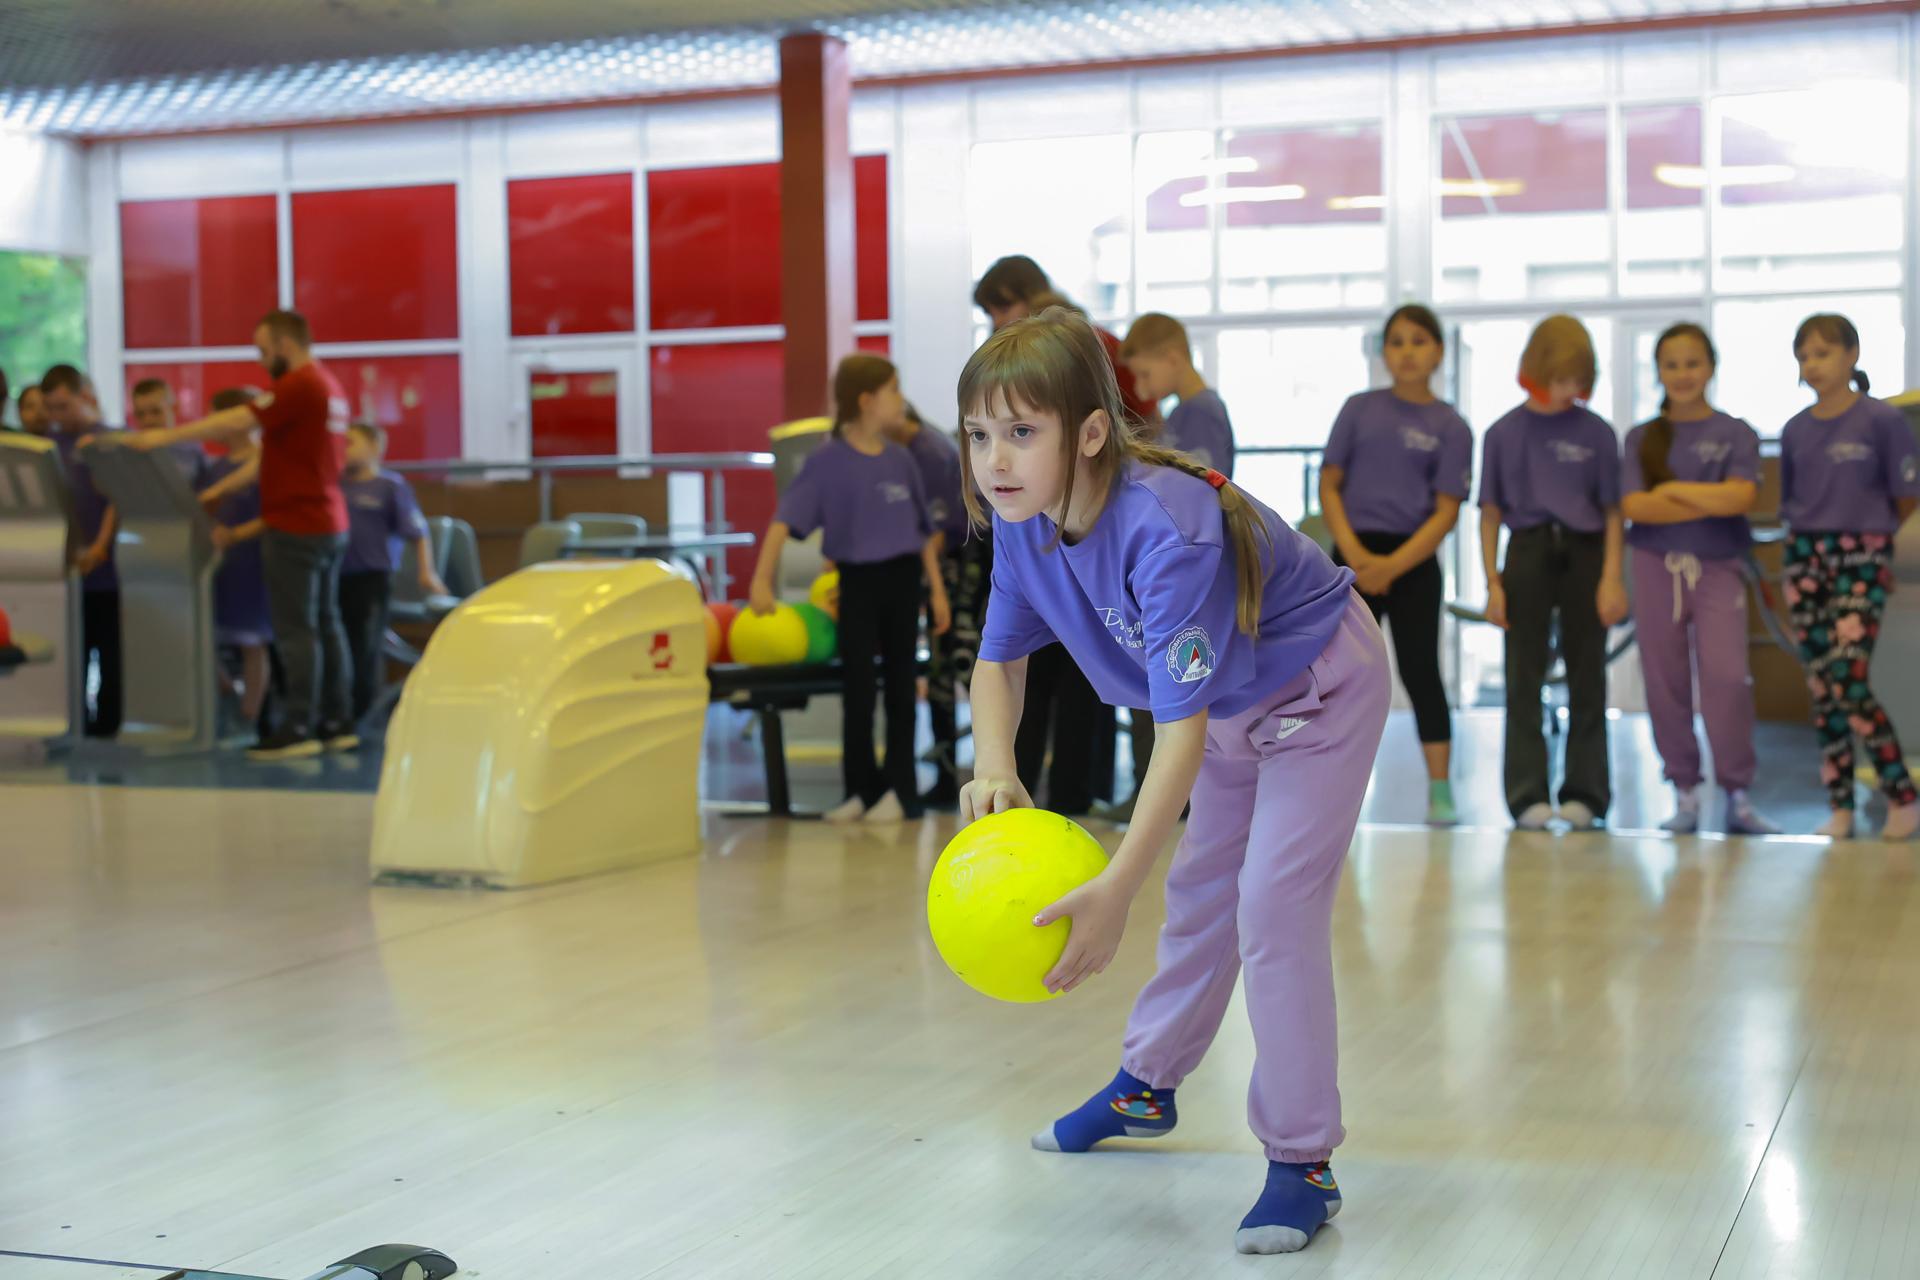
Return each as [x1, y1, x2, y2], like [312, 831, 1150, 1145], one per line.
[647, 154, 890, 331]
[649, 340, 782, 586]
[292, 185, 460, 343]
[120, 196, 279, 350]
[326, 354, 463, 463]
[508, 174, 637, 336]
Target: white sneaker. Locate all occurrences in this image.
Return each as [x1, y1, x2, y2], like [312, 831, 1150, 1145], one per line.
[1815, 809, 1854, 840]
[1725, 790, 1781, 836]
[824, 795, 867, 824]
[1661, 787, 1700, 834]
[1516, 802, 1554, 831]
[862, 791, 906, 824]
[1558, 800, 1599, 831]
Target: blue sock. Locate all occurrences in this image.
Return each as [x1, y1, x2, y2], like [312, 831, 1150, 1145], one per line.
[1235, 1160, 1341, 1254]
[1031, 1067, 1176, 1152]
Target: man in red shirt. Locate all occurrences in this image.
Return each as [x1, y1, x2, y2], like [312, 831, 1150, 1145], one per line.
[118, 309, 355, 760]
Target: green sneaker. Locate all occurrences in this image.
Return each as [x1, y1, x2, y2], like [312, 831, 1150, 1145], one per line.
[1426, 781, 1458, 827]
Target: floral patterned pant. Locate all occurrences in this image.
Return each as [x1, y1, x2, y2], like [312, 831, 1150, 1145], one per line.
[1784, 532, 1918, 811]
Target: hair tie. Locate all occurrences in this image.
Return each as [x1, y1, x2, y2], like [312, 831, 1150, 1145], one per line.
[1205, 469, 1228, 490]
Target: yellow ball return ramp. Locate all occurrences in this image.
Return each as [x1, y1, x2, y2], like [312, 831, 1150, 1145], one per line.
[372, 558, 708, 889]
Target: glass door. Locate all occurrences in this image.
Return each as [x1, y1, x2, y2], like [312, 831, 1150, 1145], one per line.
[509, 345, 641, 464]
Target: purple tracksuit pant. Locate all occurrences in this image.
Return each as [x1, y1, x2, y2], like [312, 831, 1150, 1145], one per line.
[1629, 547, 1757, 792]
[1120, 593, 1389, 1164]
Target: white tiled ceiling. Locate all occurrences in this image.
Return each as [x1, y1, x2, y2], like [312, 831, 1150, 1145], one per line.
[0, 0, 1875, 137]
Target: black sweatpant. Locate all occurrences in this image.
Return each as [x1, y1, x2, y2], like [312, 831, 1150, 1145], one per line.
[338, 570, 393, 724]
[1335, 531, 1452, 745]
[81, 589, 123, 738]
[839, 554, 923, 809]
[923, 548, 963, 796]
[1502, 523, 1610, 818]
[1014, 642, 1106, 816]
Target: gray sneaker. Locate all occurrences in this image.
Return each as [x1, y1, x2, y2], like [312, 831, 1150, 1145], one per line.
[1557, 800, 1600, 831]
[1516, 802, 1554, 831]
[1725, 790, 1781, 836]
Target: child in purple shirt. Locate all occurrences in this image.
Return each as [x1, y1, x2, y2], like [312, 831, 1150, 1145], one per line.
[885, 403, 967, 807]
[1320, 304, 1472, 825]
[1620, 324, 1775, 836]
[1778, 313, 1920, 840]
[1112, 312, 1240, 808]
[1478, 314, 1628, 831]
[748, 355, 951, 824]
[197, 389, 276, 735]
[1120, 312, 1236, 477]
[339, 422, 446, 726]
[961, 307, 1385, 1258]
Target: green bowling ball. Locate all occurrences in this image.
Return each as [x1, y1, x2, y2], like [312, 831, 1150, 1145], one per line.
[793, 602, 838, 664]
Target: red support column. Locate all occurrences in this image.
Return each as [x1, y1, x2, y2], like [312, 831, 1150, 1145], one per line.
[778, 32, 856, 423]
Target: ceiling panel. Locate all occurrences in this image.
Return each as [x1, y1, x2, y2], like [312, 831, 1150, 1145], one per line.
[0, 0, 1875, 137]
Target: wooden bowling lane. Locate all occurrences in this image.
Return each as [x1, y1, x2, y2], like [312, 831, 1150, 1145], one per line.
[4, 783, 1920, 1277]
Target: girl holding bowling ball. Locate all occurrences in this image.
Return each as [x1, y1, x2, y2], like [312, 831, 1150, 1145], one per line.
[956, 307, 1387, 1256]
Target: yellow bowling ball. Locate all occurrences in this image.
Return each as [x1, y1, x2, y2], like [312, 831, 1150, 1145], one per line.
[808, 570, 840, 620]
[926, 808, 1110, 1003]
[729, 604, 810, 666]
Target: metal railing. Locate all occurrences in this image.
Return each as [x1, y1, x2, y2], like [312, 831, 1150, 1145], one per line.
[389, 452, 775, 598]
[388, 450, 774, 527]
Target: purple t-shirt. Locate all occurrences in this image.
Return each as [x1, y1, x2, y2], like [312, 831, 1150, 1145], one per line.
[1779, 396, 1920, 534]
[1323, 390, 1472, 535]
[978, 462, 1354, 721]
[1621, 411, 1758, 560]
[51, 425, 120, 593]
[1478, 404, 1621, 533]
[341, 471, 428, 576]
[1163, 390, 1236, 479]
[200, 455, 272, 642]
[777, 435, 931, 565]
[902, 424, 968, 546]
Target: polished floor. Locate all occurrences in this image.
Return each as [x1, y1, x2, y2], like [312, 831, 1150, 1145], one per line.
[0, 706, 1874, 841]
[4, 777, 1919, 1279]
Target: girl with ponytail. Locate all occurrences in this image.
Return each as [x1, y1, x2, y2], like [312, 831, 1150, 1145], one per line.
[1778, 313, 1920, 839]
[955, 307, 1387, 1257]
[1619, 323, 1775, 835]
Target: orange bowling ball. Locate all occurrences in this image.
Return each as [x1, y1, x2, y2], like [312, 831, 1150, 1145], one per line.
[707, 601, 740, 663]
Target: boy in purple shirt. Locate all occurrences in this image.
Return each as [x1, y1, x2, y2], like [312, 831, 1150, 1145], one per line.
[1478, 315, 1628, 831]
[960, 308, 1385, 1258]
[196, 387, 277, 738]
[41, 365, 123, 737]
[1778, 313, 1920, 840]
[1113, 312, 1240, 807]
[1620, 324, 1775, 836]
[886, 403, 968, 807]
[1120, 312, 1236, 477]
[748, 355, 950, 824]
[339, 422, 446, 725]
[1320, 304, 1473, 825]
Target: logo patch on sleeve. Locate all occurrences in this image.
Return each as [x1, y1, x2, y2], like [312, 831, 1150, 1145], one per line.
[1167, 627, 1215, 683]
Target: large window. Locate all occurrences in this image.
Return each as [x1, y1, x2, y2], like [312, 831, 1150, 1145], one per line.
[0, 251, 87, 416]
[1220, 123, 1386, 314]
[1713, 85, 1906, 295]
[969, 135, 1131, 320]
[1436, 110, 1610, 304]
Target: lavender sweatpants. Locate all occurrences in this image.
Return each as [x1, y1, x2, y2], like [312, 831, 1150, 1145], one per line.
[1120, 593, 1389, 1164]
[1629, 547, 1757, 792]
